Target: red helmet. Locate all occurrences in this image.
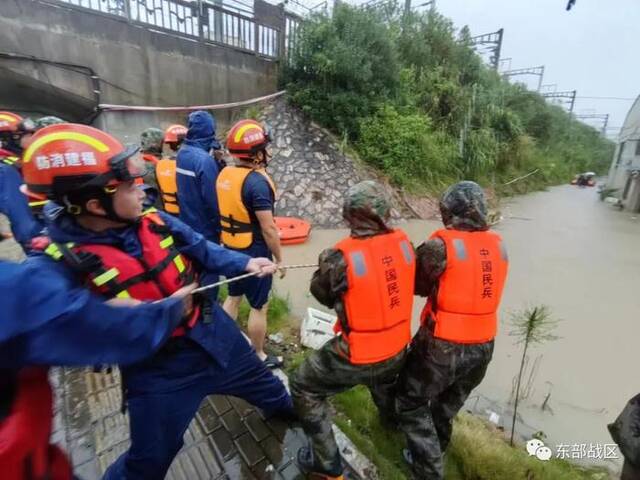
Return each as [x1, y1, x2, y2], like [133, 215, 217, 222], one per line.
[0, 111, 35, 134]
[21, 123, 144, 200]
[226, 119, 271, 160]
[164, 124, 187, 144]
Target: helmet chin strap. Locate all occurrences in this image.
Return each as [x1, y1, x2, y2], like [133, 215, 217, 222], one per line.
[63, 190, 137, 225]
[252, 148, 270, 168]
[98, 194, 138, 225]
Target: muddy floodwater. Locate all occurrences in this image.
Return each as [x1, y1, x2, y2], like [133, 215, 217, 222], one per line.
[276, 184, 640, 471]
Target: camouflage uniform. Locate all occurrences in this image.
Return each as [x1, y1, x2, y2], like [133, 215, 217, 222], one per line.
[140, 127, 164, 157]
[34, 116, 64, 130]
[291, 181, 409, 476]
[396, 181, 499, 480]
[609, 394, 640, 480]
[139, 128, 164, 204]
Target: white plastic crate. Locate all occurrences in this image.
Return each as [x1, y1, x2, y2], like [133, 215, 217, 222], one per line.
[300, 307, 337, 350]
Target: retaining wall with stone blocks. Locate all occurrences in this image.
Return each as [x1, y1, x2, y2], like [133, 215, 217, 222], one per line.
[260, 98, 405, 228]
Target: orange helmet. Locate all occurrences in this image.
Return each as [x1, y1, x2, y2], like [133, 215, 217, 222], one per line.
[226, 119, 271, 160]
[164, 124, 187, 144]
[0, 111, 35, 134]
[21, 123, 144, 200]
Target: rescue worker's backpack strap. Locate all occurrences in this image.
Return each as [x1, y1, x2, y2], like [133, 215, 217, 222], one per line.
[43, 242, 133, 299]
[144, 210, 194, 285]
[218, 214, 254, 236]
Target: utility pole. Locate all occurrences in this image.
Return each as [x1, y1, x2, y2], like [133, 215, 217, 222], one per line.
[495, 28, 503, 70]
[575, 113, 610, 136]
[404, 0, 412, 17]
[470, 28, 504, 70]
[502, 66, 545, 92]
[542, 90, 577, 115]
[537, 66, 545, 92]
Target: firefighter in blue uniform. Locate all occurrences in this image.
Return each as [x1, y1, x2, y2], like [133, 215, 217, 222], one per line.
[0, 259, 196, 479]
[21, 123, 293, 480]
[0, 111, 43, 252]
[175, 110, 226, 301]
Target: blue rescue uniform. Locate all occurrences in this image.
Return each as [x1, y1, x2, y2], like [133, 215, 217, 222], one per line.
[0, 260, 185, 368]
[176, 111, 223, 301]
[0, 160, 44, 253]
[30, 205, 292, 480]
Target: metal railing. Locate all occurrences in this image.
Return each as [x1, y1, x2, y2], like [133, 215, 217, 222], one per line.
[52, 0, 286, 58]
[284, 14, 301, 59]
[58, 0, 127, 16]
[129, 0, 200, 37]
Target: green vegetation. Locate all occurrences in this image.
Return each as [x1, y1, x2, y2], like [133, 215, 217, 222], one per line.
[281, 4, 614, 195]
[509, 305, 559, 445]
[449, 413, 611, 480]
[330, 387, 610, 479]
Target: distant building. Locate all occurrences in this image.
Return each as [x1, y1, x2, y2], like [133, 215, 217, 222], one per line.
[607, 96, 640, 212]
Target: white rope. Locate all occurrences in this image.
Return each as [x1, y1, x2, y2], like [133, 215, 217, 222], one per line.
[98, 90, 286, 112]
[192, 262, 318, 294]
[503, 168, 540, 186]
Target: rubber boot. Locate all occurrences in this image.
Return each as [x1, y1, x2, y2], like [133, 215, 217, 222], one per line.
[296, 446, 344, 479]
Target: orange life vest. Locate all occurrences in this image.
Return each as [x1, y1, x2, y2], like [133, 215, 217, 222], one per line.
[43, 210, 198, 336]
[216, 166, 276, 249]
[335, 230, 415, 364]
[422, 228, 508, 344]
[0, 367, 72, 480]
[155, 158, 179, 214]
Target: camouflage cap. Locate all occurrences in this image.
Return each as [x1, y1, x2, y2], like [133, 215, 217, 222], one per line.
[35, 116, 64, 130]
[439, 181, 488, 231]
[343, 180, 392, 236]
[140, 127, 164, 154]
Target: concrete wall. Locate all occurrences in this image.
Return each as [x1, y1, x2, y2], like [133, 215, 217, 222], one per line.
[0, 0, 279, 129]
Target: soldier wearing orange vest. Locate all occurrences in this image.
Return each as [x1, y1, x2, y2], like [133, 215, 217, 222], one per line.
[140, 125, 187, 215]
[291, 181, 415, 479]
[395, 181, 509, 479]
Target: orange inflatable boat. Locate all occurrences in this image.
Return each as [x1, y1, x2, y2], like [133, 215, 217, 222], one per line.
[275, 217, 311, 245]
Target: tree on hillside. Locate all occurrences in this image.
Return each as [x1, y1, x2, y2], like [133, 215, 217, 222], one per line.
[282, 2, 614, 194]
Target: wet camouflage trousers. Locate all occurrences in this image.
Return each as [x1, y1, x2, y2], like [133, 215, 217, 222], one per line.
[290, 335, 406, 472]
[609, 393, 640, 478]
[396, 324, 494, 479]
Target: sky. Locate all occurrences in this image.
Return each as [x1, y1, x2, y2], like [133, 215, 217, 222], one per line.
[428, 0, 640, 140]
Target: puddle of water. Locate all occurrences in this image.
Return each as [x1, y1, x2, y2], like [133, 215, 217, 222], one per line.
[274, 185, 640, 471]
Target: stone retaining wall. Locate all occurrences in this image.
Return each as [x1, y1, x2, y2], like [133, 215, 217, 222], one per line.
[261, 98, 407, 228]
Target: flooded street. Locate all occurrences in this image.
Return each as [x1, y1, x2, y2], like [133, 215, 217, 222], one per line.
[276, 184, 640, 470]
